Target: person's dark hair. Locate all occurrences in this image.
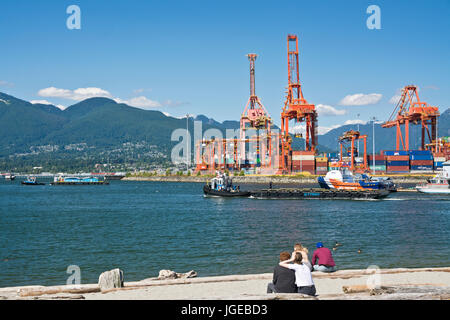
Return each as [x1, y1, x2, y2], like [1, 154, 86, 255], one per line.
[279, 251, 291, 262]
[293, 252, 303, 264]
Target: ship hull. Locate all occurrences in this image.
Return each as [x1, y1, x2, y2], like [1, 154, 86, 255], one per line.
[250, 188, 390, 200]
[416, 186, 450, 194]
[203, 185, 250, 197]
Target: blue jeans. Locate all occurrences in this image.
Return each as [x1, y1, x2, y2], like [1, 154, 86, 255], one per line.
[313, 265, 336, 272]
[298, 285, 316, 296]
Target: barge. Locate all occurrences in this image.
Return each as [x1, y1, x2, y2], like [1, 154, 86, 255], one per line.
[50, 176, 109, 185]
[249, 188, 390, 200]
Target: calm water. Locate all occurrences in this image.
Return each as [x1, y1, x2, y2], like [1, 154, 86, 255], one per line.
[0, 179, 449, 287]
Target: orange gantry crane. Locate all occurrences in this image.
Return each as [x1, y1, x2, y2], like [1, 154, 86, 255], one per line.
[382, 85, 439, 151]
[338, 130, 369, 172]
[240, 54, 273, 168]
[195, 53, 275, 174]
[280, 34, 318, 172]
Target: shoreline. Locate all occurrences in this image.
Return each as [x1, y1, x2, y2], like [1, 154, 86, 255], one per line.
[2, 267, 449, 300]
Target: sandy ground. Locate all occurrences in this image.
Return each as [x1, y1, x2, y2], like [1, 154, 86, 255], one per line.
[2, 267, 449, 300]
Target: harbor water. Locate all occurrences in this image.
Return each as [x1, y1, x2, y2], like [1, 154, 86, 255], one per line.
[0, 180, 449, 287]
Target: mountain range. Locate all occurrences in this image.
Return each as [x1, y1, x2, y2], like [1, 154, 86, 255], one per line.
[0, 92, 448, 171]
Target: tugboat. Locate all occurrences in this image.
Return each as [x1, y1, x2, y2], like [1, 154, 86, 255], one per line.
[318, 167, 394, 191]
[21, 176, 45, 185]
[416, 161, 450, 194]
[203, 172, 250, 197]
[369, 176, 397, 192]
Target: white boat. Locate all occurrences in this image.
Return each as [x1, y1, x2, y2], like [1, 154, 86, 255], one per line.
[416, 161, 450, 194]
[4, 173, 15, 180]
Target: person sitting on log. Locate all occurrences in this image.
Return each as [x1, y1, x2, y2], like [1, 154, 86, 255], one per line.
[279, 251, 317, 296]
[267, 251, 297, 294]
[294, 243, 312, 271]
[311, 242, 337, 273]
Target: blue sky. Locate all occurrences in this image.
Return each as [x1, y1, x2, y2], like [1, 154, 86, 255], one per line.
[0, 0, 449, 133]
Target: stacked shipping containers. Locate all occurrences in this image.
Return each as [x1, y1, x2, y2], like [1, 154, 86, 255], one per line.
[384, 150, 410, 173]
[433, 152, 446, 170]
[315, 156, 328, 174]
[409, 150, 433, 172]
[443, 137, 450, 160]
[292, 151, 315, 174]
[368, 154, 386, 172]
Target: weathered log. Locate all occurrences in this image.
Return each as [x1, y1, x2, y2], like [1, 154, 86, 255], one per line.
[342, 284, 370, 294]
[18, 286, 100, 297]
[214, 293, 318, 300]
[157, 269, 198, 280]
[31, 294, 85, 300]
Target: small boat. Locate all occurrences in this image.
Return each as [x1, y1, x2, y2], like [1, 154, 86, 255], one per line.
[203, 174, 250, 197]
[416, 161, 450, 194]
[21, 176, 45, 185]
[318, 167, 391, 191]
[4, 174, 15, 181]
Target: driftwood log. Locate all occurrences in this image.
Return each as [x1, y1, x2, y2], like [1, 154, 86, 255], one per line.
[18, 286, 100, 297]
[335, 285, 450, 300]
[342, 284, 372, 294]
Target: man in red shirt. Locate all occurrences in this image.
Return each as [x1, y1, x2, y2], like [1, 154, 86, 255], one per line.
[311, 242, 337, 272]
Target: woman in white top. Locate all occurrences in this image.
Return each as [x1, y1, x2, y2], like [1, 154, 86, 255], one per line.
[279, 251, 316, 296]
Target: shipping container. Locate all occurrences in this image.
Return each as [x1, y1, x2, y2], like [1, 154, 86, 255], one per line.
[409, 150, 432, 156]
[386, 160, 409, 166]
[368, 155, 386, 161]
[434, 162, 443, 168]
[368, 160, 386, 165]
[292, 160, 315, 165]
[386, 166, 410, 172]
[369, 165, 386, 171]
[410, 160, 433, 166]
[292, 168, 315, 173]
[315, 163, 328, 168]
[292, 150, 315, 155]
[383, 150, 409, 156]
[298, 164, 316, 169]
[386, 155, 410, 161]
[410, 154, 434, 161]
[410, 165, 433, 170]
[292, 155, 315, 161]
[327, 153, 339, 158]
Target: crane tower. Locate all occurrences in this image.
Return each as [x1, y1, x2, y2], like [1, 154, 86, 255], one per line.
[280, 35, 317, 172]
